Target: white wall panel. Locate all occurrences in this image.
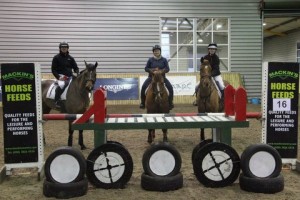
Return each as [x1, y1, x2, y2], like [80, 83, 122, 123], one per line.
[0, 0, 262, 99]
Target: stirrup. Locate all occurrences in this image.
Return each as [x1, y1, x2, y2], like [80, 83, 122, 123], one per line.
[169, 103, 174, 110]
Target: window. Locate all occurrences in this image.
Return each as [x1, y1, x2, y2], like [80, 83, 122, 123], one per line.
[160, 17, 229, 72]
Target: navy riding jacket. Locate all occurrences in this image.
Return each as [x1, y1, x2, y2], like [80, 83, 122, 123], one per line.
[145, 56, 170, 77]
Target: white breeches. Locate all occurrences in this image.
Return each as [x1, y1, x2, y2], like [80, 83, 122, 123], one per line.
[214, 75, 225, 90]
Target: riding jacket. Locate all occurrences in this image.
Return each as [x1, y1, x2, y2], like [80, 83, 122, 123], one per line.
[51, 51, 79, 80]
[145, 56, 170, 77]
[202, 53, 221, 77]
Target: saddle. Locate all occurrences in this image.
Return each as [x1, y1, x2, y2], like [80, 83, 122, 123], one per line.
[46, 79, 72, 100]
[145, 84, 170, 96]
[195, 78, 222, 98]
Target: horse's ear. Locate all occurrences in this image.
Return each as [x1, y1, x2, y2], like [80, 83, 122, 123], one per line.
[95, 62, 98, 68]
[84, 60, 88, 67]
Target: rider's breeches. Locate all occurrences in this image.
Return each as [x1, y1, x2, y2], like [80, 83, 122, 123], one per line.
[214, 75, 225, 90]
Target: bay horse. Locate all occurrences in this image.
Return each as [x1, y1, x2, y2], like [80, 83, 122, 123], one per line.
[197, 59, 223, 141]
[145, 68, 170, 143]
[42, 61, 98, 150]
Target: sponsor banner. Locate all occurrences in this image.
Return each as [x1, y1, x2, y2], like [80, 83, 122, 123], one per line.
[94, 78, 139, 100]
[1, 63, 39, 163]
[140, 76, 197, 95]
[266, 62, 299, 158]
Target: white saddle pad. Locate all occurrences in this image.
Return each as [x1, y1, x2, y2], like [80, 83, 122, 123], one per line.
[46, 79, 72, 100]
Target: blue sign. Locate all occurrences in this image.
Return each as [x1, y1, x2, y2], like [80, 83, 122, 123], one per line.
[94, 78, 139, 100]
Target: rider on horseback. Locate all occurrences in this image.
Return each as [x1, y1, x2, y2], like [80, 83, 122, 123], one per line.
[194, 43, 225, 105]
[51, 41, 79, 108]
[140, 45, 174, 110]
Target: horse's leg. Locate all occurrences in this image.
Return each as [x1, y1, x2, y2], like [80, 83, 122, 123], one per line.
[200, 128, 205, 141]
[42, 106, 51, 145]
[147, 129, 155, 144]
[68, 120, 73, 147]
[162, 129, 168, 142]
[78, 130, 87, 150]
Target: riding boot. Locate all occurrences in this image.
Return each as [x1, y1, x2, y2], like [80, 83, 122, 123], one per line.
[55, 87, 63, 108]
[193, 84, 199, 106]
[169, 96, 174, 110]
[140, 94, 146, 109]
[220, 89, 225, 102]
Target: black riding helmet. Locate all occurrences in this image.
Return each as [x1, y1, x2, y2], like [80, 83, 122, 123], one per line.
[208, 43, 217, 49]
[59, 41, 69, 49]
[152, 45, 161, 52]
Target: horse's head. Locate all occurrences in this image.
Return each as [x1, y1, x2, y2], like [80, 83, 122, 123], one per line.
[199, 60, 212, 88]
[151, 68, 164, 84]
[79, 61, 98, 91]
[200, 60, 212, 78]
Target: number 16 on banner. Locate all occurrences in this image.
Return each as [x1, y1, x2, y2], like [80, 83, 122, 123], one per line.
[273, 99, 291, 111]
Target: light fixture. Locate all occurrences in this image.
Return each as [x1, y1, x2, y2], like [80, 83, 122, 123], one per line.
[163, 27, 168, 30]
[216, 24, 222, 29]
[263, 22, 266, 26]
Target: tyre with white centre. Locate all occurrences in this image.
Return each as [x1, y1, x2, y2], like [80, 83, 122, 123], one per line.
[193, 142, 240, 188]
[45, 146, 86, 184]
[86, 143, 133, 189]
[142, 142, 181, 177]
[240, 144, 282, 178]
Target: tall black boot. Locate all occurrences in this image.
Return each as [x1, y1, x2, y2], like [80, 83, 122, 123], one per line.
[220, 89, 225, 102]
[54, 87, 63, 108]
[169, 96, 174, 110]
[140, 94, 146, 109]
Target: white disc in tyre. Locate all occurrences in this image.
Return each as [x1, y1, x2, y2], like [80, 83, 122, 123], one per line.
[240, 144, 282, 178]
[50, 154, 80, 183]
[201, 149, 234, 181]
[45, 146, 86, 184]
[249, 151, 276, 178]
[86, 143, 133, 189]
[193, 142, 240, 188]
[142, 142, 182, 177]
[93, 152, 125, 183]
[149, 150, 176, 176]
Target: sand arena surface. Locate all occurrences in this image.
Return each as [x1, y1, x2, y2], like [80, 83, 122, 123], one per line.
[0, 104, 300, 200]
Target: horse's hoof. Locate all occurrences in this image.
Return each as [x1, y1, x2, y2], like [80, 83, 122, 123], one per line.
[163, 138, 168, 143]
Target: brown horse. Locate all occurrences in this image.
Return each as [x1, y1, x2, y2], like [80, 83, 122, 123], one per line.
[197, 60, 223, 141]
[42, 61, 98, 150]
[145, 69, 170, 143]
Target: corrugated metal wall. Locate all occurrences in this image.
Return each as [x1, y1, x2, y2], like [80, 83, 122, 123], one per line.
[0, 0, 262, 99]
[263, 30, 300, 62]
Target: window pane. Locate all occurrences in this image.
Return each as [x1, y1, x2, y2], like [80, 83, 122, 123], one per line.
[166, 32, 177, 45]
[197, 32, 211, 44]
[169, 58, 193, 71]
[161, 45, 170, 59]
[178, 45, 193, 58]
[178, 32, 193, 44]
[297, 49, 300, 57]
[213, 18, 228, 31]
[217, 45, 228, 58]
[197, 46, 208, 58]
[178, 18, 193, 31]
[161, 18, 177, 31]
[197, 18, 212, 31]
[213, 32, 228, 44]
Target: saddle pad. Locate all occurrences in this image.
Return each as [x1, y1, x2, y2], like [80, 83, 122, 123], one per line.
[46, 79, 72, 100]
